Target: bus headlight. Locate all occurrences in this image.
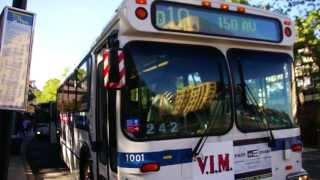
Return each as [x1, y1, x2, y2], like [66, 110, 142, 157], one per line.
[286, 171, 309, 180]
[299, 176, 309, 180]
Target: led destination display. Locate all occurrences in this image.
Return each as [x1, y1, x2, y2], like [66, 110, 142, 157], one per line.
[153, 2, 282, 42]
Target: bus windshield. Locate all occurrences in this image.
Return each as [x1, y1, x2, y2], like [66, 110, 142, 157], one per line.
[122, 42, 232, 140]
[229, 49, 294, 132]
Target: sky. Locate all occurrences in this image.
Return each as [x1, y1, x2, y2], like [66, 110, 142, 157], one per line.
[0, 0, 121, 89]
[0, 0, 318, 90]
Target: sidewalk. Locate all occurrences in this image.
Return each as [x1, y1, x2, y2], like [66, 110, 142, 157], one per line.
[8, 135, 35, 180]
[7, 134, 73, 180]
[8, 155, 28, 180]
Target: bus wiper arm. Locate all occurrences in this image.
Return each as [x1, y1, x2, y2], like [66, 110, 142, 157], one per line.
[192, 97, 225, 157]
[237, 60, 274, 146]
[245, 85, 275, 144]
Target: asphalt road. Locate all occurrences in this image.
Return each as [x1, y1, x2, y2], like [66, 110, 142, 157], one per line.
[302, 148, 320, 180]
[25, 137, 74, 179]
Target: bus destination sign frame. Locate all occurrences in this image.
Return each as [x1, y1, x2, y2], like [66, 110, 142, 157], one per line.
[152, 1, 283, 43]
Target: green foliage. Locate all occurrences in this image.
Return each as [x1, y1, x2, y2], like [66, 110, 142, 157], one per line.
[295, 10, 320, 64]
[247, 0, 319, 17]
[35, 78, 60, 104]
[228, 0, 249, 5]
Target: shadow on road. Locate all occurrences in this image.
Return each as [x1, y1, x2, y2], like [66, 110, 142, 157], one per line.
[25, 137, 70, 179]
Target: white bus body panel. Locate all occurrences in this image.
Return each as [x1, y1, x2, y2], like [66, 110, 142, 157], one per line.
[59, 0, 302, 179]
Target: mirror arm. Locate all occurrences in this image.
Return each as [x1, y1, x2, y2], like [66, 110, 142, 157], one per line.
[107, 30, 120, 83]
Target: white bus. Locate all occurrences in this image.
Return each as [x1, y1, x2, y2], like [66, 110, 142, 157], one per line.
[57, 0, 309, 179]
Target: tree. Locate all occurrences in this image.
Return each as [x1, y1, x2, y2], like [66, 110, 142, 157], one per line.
[295, 10, 320, 65]
[35, 67, 70, 104]
[227, 0, 249, 5]
[248, 0, 319, 17]
[35, 78, 60, 104]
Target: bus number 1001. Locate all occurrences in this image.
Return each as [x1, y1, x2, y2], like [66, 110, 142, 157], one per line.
[125, 154, 145, 162]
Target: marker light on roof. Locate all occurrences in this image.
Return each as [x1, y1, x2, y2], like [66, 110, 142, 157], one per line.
[220, 3, 229, 11]
[202, 0, 212, 8]
[136, 0, 147, 5]
[237, 6, 246, 13]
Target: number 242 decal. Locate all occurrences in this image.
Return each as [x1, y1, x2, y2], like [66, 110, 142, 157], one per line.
[146, 122, 178, 135]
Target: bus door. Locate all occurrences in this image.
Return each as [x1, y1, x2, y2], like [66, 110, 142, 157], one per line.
[96, 58, 110, 179]
[96, 57, 118, 180]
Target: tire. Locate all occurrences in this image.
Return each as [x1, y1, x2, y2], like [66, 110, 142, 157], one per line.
[80, 158, 93, 180]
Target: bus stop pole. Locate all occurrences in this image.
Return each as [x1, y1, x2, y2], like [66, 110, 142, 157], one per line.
[0, 110, 15, 180]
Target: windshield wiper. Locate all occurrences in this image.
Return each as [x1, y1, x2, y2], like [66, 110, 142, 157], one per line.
[245, 85, 275, 144]
[192, 95, 226, 157]
[237, 61, 275, 146]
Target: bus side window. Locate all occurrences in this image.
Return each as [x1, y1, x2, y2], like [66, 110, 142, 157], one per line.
[68, 74, 77, 111]
[76, 58, 90, 112]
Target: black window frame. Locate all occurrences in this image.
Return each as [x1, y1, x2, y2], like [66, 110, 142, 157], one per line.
[75, 55, 92, 112]
[121, 41, 234, 142]
[96, 60, 109, 165]
[95, 51, 118, 172]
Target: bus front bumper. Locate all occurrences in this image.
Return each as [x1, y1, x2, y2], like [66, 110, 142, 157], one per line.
[286, 170, 309, 180]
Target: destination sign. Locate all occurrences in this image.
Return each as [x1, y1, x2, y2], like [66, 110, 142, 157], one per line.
[153, 2, 282, 42]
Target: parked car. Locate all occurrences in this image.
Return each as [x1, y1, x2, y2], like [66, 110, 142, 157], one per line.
[34, 123, 49, 138]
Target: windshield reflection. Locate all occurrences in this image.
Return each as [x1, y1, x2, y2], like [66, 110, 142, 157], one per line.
[123, 42, 232, 140]
[230, 49, 293, 131]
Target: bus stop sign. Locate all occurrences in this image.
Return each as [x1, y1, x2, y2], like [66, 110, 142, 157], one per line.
[0, 7, 35, 111]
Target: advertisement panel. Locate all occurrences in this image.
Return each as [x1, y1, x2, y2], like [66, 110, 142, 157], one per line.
[192, 141, 234, 180]
[234, 142, 272, 179]
[0, 7, 35, 111]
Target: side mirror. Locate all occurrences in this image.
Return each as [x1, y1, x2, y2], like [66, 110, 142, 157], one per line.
[102, 49, 126, 89]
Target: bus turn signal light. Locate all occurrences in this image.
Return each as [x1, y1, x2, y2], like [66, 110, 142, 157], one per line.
[140, 163, 160, 173]
[291, 144, 303, 152]
[135, 7, 148, 20]
[136, 0, 147, 5]
[202, 0, 212, 8]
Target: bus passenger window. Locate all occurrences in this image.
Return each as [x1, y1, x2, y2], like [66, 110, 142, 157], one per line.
[67, 74, 77, 111]
[57, 87, 65, 112]
[76, 59, 90, 112]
